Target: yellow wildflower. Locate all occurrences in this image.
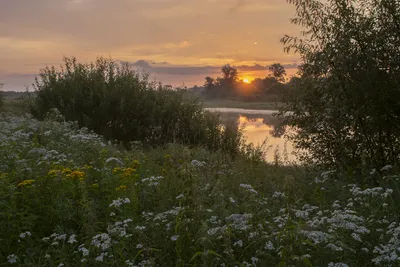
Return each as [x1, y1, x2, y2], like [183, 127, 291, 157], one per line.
[131, 160, 140, 169]
[67, 171, 85, 180]
[48, 169, 59, 177]
[62, 168, 72, 175]
[116, 185, 128, 191]
[17, 179, 35, 187]
[113, 167, 122, 174]
[122, 168, 135, 178]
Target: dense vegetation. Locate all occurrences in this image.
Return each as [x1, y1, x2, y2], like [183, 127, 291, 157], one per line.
[0, 83, 4, 109]
[2, 113, 400, 267]
[30, 57, 243, 156]
[279, 0, 400, 171]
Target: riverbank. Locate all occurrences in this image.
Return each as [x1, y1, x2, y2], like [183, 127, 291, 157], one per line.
[202, 100, 284, 110]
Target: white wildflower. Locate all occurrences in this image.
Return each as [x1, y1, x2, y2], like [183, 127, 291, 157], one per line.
[91, 233, 112, 250]
[240, 184, 258, 194]
[328, 262, 349, 267]
[19, 231, 31, 239]
[233, 240, 243, 247]
[68, 234, 77, 244]
[326, 243, 343, 251]
[191, 159, 206, 167]
[135, 226, 146, 231]
[251, 257, 259, 265]
[171, 235, 179, 241]
[105, 157, 123, 165]
[109, 198, 131, 208]
[78, 245, 90, 256]
[361, 247, 369, 252]
[95, 252, 108, 262]
[381, 165, 392, 171]
[272, 191, 285, 198]
[265, 241, 275, 250]
[351, 233, 362, 242]
[7, 254, 18, 264]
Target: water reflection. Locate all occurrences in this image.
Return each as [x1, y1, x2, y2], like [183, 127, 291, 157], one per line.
[214, 110, 296, 163]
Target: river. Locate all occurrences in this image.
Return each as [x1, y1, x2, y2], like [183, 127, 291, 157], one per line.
[205, 108, 296, 163]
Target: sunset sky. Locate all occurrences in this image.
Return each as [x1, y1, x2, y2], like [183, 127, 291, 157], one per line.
[0, 0, 300, 91]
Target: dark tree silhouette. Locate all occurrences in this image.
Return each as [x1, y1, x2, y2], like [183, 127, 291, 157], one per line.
[268, 63, 287, 82]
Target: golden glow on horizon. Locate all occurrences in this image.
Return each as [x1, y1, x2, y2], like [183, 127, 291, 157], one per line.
[243, 78, 250, 84]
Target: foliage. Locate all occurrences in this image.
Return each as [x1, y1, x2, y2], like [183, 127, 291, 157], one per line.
[2, 114, 400, 266]
[0, 83, 3, 110]
[280, 0, 400, 170]
[30, 57, 243, 155]
[203, 64, 290, 102]
[268, 63, 287, 82]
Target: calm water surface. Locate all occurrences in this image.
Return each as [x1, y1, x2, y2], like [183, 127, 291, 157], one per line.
[205, 108, 297, 163]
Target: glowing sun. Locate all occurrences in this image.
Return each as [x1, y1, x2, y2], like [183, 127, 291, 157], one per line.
[243, 78, 250, 84]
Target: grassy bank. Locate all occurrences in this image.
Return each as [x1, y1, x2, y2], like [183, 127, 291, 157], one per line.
[202, 100, 284, 110]
[1, 98, 30, 115]
[1, 113, 400, 266]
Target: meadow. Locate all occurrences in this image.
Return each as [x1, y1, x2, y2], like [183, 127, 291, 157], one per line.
[2, 0, 400, 265]
[1, 110, 400, 267]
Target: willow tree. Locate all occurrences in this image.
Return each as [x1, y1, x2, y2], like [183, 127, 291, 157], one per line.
[280, 0, 400, 169]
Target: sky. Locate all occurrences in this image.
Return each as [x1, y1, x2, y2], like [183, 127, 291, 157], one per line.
[0, 0, 300, 91]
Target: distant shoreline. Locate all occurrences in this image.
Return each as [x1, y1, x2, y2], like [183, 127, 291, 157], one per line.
[204, 107, 279, 115]
[202, 100, 284, 111]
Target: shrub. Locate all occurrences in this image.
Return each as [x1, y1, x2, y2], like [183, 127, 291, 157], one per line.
[0, 83, 3, 110]
[280, 0, 400, 171]
[30, 57, 243, 155]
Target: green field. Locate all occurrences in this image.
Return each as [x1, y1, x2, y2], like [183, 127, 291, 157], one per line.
[1, 98, 30, 114]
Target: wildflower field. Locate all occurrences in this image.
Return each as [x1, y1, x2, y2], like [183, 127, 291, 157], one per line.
[1, 113, 400, 267]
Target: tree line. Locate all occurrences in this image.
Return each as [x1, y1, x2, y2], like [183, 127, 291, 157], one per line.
[191, 63, 297, 102]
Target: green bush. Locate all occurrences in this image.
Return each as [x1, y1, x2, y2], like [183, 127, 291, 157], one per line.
[280, 0, 400, 170]
[0, 84, 3, 110]
[30, 57, 243, 155]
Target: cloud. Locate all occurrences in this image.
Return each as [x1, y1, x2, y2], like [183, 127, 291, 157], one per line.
[282, 63, 299, 69]
[0, 0, 300, 88]
[163, 41, 191, 49]
[131, 60, 153, 69]
[125, 60, 298, 77]
[236, 64, 267, 71]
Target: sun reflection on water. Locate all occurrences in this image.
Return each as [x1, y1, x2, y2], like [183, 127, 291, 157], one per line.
[237, 115, 295, 163]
